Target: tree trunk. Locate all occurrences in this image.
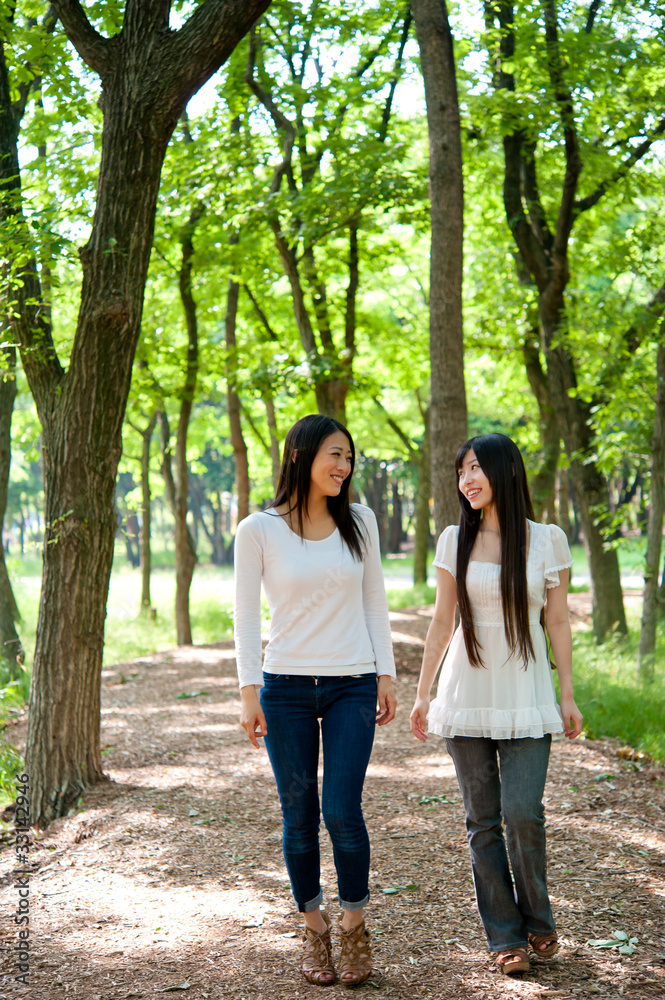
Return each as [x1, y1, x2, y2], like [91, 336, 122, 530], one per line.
[5, 2, 272, 825]
[557, 469, 572, 543]
[486, 0, 627, 641]
[540, 315, 627, 640]
[637, 336, 665, 681]
[522, 329, 559, 521]
[264, 392, 281, 490]
[388, 480, 403, 553]
[413, 409, 432, 586]
[172, 206, 202, 646]
[412, 0, 468, 534]
[0, 345, 23, 671]
[225, 277, 250, 522]
[140, 412, 158, 612]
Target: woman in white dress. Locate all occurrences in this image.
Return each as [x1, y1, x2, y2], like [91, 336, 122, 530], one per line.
[410, 433, 583, 975]
[235, 414, 397, 986]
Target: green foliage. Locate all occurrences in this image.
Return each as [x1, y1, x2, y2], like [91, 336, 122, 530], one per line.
[0, 737, 23, 806]
[562, 628, 665, 762]
[0, 674, 28, 804]
[386, 582, 436, 611]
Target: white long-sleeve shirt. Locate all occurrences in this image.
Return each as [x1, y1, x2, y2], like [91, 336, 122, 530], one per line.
[233, 503, 396, 688]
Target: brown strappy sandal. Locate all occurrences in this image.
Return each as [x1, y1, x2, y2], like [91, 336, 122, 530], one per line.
[302, 911, 335, 986]
[495, 948, 530, 974]
[528, 931, 559, 958]
[338, 917, 372, 986]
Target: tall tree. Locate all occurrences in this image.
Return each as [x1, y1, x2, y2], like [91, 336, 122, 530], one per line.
[241, 1, 413, 422]
[411, 0, 467, 532]
[171, 202, 203, 645]
[4, 0, 271, 826]
[637, 327, 665, 682]
[481, 0, 665, 639]
[0, 346, 23, 671]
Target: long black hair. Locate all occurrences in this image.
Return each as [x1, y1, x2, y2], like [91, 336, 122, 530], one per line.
[455, 433, 536, 668]
[268, 414, 366, 560]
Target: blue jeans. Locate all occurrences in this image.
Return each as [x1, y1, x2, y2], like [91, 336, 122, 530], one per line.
[259, 672, 377, 912]
[445, 735, 555, 952]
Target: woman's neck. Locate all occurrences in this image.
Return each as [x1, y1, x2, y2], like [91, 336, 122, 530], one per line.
[277, 490, 332, 527]
[305, 491, 331, 523]
[479, 505, 500, 533]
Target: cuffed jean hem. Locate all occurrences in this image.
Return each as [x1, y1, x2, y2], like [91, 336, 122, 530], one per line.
[298, 890, 324, 913]
[491, 939, 528, 954]
[339, 891, 369, 911]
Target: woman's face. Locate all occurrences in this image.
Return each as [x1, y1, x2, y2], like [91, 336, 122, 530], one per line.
[458, 449, 493, 510]
[309, 430, 353, 499]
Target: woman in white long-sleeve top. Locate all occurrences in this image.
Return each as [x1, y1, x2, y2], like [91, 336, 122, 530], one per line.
[234, 414, 397, 987]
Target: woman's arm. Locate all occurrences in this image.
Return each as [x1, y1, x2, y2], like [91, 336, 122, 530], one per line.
[545, 568, 583, 739]
[409, 567, 457, 742]
[234, 517, 269, 746]
[360, 509, 397, 681]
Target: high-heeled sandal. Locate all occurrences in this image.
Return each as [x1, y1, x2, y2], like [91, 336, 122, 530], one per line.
[302, 911, 335, 986]
[528, 931, 559, 958]
[495, 948, 530, 974]
[338, 918, 372, 986]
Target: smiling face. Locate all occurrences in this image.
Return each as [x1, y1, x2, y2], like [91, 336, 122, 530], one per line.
[308, 430, 353, 500]
[458, 448, 493, 511]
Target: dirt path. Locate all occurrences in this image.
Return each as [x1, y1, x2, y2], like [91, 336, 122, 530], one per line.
[1, 605, 664, 1000]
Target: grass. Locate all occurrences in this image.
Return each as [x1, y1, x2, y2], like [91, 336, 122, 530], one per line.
[561, 626, 665, 762]
[386, 582, 436, 610]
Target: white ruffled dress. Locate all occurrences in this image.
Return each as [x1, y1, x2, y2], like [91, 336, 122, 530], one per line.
[427, 520, 574, 740]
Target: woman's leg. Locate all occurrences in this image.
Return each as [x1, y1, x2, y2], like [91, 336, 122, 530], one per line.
[319, 674, 377, 920]
[319, 674, 377, 984]
[259, 673, 323, 914]
[445, 736, 527, 952]
[497, 736, 555, 939]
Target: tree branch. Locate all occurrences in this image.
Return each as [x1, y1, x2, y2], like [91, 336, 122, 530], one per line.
[165, 0, 272, 109]
[574, 116, 665, 215]
[243, 285, 279, 341]
[345, 222, 359, 356]
[520, 138, 552, 252]
[244, 26, 297, 196]
[240, 404, 271, 456]
[487, 0, 549, 287]
[50, 0, 112, 78]
[302, 245, 334, 351]
[378, 5, 412, 143]
[0, 34, 64, 412]
[541, 0, 582, 255]
[373, 396, 418, 461]
[585, 0, 602, 34]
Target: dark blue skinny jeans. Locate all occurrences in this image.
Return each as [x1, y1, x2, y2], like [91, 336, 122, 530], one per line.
[445, 735, 555, 953]
[259, 671, 377, 912]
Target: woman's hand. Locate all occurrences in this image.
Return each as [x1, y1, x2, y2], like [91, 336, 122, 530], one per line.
[410, 697, 430, 742]
[240, 685, 268, 748]
[560, 695, 583, 739]
[376, 675, 397, 726]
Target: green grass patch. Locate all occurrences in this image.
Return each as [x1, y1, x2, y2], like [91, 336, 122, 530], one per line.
[0, 672, 30, 802]
[563, 627, 665, 762]
[386, 582, 436, 610]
